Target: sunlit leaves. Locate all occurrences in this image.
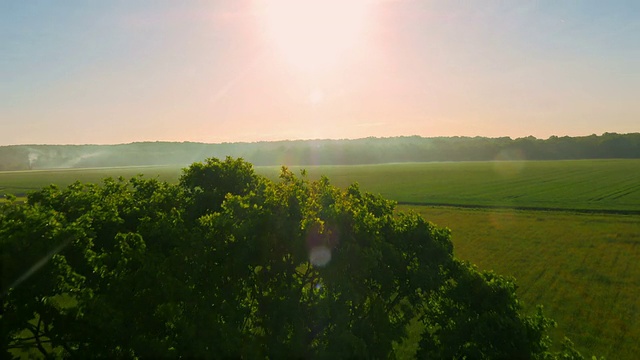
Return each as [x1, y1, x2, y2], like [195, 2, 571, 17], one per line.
[1, 157, 586, 359]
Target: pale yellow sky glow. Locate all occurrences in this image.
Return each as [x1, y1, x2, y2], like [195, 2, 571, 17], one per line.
[257, 0, 370, 72]
[1, 1, 638, 145]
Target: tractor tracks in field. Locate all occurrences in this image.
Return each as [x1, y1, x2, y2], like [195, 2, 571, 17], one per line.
[396, 201, 640, 216]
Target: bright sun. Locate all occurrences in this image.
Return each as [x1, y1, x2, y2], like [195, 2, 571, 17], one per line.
[256, 0, 370, 72]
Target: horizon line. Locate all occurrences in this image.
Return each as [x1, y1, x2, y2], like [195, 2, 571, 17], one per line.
[2, 132, 637, 147]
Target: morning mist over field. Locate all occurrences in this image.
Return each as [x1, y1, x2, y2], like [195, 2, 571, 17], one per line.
[1, 133, 640, 171]
[1, 1, 638, 145]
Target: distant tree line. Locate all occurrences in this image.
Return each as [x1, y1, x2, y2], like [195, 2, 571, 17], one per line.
[1, 133, 638, 170]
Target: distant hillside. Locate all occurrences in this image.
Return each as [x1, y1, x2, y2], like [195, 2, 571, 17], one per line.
[1, 133, 639, 170]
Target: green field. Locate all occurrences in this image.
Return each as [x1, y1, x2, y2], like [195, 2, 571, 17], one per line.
[400, 206, 640, 359]
[281, 159, 640, 212]
[1, 159, 639, 357]
[2, 159, 640, 212]
[0, 165, 185, 197]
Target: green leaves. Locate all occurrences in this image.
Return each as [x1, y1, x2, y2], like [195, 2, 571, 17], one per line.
[1, 157, 584, 358]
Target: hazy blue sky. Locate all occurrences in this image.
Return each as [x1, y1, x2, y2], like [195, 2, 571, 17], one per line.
[1, 0, 638, 145]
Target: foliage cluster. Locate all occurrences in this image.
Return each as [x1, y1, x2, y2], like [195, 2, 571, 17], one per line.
[1, 157, 588, 358]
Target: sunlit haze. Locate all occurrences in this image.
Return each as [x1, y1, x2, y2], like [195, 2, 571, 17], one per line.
[1, 1, 638, 145]
[258, 0, 369, 72]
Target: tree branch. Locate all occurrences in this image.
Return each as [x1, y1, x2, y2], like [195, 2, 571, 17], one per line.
[30, 316, 50, 358]
[8, 338, 54, 349]
[385, 288, 408, 315]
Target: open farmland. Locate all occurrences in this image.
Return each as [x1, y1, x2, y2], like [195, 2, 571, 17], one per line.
[2, 159, 640, 213]
[1, 159, 639, 358]
[281, 159, 640, 213]
[400, 205, 640, 359]
[0, 165, 184, 197]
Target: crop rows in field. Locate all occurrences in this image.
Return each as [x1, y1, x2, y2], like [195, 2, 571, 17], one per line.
[280, 159, 640, 212]
[400, 205, 640, 360]
[1, 160, 639, 212]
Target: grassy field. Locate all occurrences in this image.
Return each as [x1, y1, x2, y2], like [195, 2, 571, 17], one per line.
[279, 159, 640, 212]
[1, 159, 639, 357]
[2, 159, 640, 212]
[400, 205, 640, 359]
[0, 165, 184, 197]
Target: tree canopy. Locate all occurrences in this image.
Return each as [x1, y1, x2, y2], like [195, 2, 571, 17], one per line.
[1, 157, 590, 358]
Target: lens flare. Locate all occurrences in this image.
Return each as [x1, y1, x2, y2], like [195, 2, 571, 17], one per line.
[309, 245, 332, 267]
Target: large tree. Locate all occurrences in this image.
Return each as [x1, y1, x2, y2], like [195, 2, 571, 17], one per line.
[1, 157, 587, 358]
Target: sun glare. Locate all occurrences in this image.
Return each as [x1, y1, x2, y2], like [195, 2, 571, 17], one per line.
[257, 0, 370, 72]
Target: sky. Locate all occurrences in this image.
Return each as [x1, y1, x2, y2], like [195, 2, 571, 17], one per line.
[1, 0, 638, 145]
